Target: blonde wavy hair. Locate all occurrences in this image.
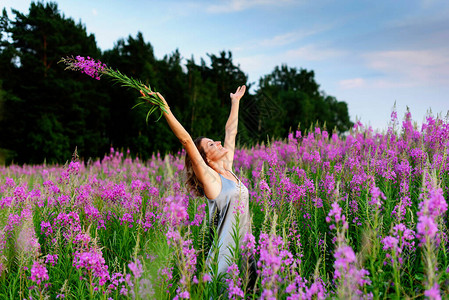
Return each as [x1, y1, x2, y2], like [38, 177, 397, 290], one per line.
[185, 136, 208, 197]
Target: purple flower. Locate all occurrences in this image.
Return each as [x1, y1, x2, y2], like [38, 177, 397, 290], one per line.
[16, 221, 40, 256]
[45, 254, 58, 266]
[326, 202, 347, 230]
[190, 203, 206, 226]
[305, 280, 327, 300]
[427, 188, 447, 218]
[4, 213, 21, 233]
[417, 215, 438, 243]
[0, 196, 13, 209]
[73, 250, 110, 286]
[334, 245, 356, 278]
[128, 258, 143, 279]
[381, 236, 399, 252]
[241, 232, 256, 257]
[369, 186, 386, 207]
[259, 179, 271, 194]
[174, 290, 190, 299]
[181, 239, 197, 275]
[61, 56, 107, 80]
[119, 213, 134, 228]
[333, 244, 371, 296]
[40, 221, 53, 236]
[391, 110, 398, 122]
[226, 263, 244, 299]
[163, 196, 189, 227]
[4, 177, 15, 188]
[202, 273, 211, 282]
[257, 233, 294, 297]
[424, 283, 441, 300]
[54, 211, 82, 241]
[68, 161, 81, 175]
[30, 261, 49, 285]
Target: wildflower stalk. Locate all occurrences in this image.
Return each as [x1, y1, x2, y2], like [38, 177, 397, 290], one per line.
[423, 238, 437, 294]
[320, 233, 327, 281]
[208, 227, 224, 298]
[59, 56, 167, 122]
[391, 247, 401, 298]
[416, 172, 446, 299]
[89, 270, 94, 299]
[327, 200, 371, 299]
[365, 184, 385, 298]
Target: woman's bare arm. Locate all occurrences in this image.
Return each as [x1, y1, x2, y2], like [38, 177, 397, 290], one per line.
[143, 91, 220, 196]
[224, 85, 246, 170]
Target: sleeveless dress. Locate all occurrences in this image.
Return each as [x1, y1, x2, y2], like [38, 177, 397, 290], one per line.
[206, 169, 251, 276]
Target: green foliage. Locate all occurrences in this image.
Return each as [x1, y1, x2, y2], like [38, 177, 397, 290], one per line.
[0, 2, 106, 164]
[1, 116, 449, 299]
[0, 2, 353, 164]
[256, 65, 353, 138]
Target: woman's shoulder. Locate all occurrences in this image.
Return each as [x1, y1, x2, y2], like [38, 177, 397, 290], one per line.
[204, 172, 224, 200]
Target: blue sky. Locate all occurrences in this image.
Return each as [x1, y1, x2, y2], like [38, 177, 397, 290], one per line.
[4, 0, 449, 131]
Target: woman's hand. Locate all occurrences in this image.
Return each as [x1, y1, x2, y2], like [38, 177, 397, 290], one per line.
[230, 85, 246, 103]
[140, 89, 170, 112]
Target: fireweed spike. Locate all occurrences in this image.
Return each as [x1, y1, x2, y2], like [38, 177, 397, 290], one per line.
[59, 55, 167, 122]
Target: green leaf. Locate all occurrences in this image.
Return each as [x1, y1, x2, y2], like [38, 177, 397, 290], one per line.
[131, 101, 146, 110]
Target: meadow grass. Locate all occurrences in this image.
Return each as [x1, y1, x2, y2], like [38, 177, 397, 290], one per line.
[0, 112, 448, 299]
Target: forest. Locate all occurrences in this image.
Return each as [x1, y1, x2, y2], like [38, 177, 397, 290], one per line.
[0, 2, 352, 164]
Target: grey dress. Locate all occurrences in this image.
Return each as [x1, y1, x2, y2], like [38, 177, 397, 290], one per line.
[206, 169, 251, 276]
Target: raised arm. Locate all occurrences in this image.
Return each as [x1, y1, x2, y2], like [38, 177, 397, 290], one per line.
[224, 85, 246, 170]
[142, 91, 220, 194]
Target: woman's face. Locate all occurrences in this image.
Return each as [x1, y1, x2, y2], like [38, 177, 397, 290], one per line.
[200, 138, 229, 163]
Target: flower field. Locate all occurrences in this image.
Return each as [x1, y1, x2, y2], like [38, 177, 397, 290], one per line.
[1, 112, 449, 299]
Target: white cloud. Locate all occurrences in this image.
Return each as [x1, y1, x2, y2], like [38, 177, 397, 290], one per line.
[235, 44, 346, 86]
[339, 78, 365, 89]
[259, 32, 302, 47]
[258, 25, 332, 48]
[363, 48, 449, 86]
[92, 9, 98, 16]
[230, 30, 322, 53]
[206, 0, 297, 13]
[336, 48, 449, 90]
[419, 0, 449, 9]
[284, 45, 346, 61]
[236, 54, 276, 82]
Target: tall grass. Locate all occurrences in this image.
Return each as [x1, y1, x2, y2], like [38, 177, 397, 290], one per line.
[0, 111, 448, 299]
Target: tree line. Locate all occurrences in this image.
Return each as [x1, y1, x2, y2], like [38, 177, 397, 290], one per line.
[0, 2, 352, 164]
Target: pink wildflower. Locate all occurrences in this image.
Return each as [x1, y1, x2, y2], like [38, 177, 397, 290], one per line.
[30, 261, 49, 285]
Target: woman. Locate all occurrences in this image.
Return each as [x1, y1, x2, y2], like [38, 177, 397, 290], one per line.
[143, 86, 253, 278]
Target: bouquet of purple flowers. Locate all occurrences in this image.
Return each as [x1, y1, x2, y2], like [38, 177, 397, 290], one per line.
[59, 56, 167, 122]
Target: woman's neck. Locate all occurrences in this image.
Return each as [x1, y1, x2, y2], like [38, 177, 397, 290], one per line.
[208, 160, 228, 175]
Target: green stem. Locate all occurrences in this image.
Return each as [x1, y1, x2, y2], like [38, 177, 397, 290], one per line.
[89, 271, 94, 299]
[392, 250, 401, 298]
[425, 238, 435, 291]
[39, 283, 43, 300]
